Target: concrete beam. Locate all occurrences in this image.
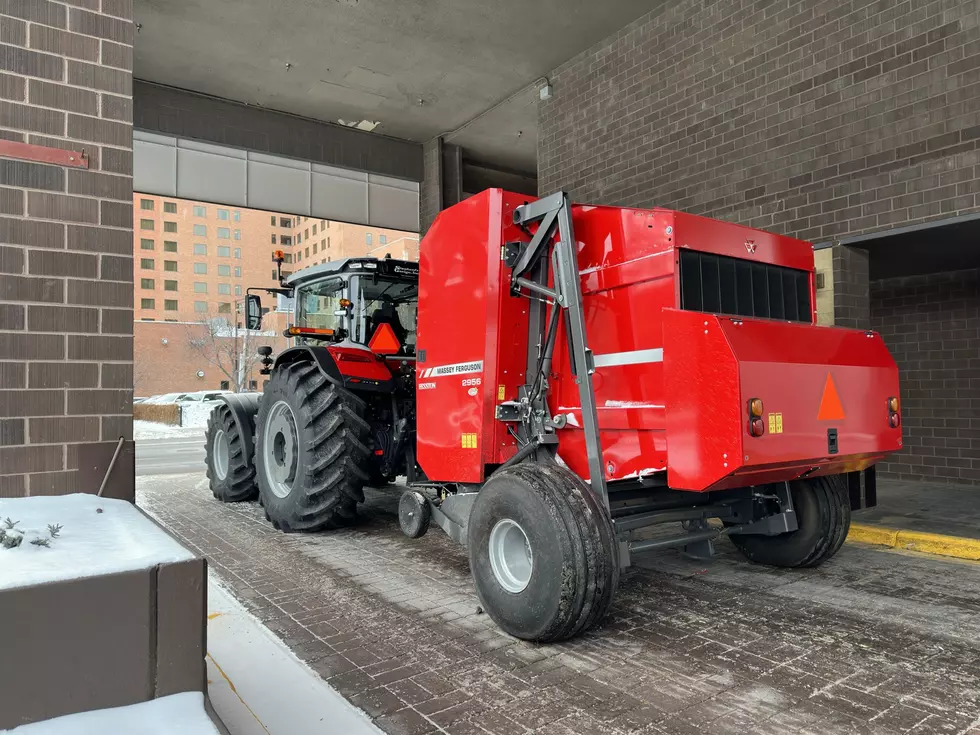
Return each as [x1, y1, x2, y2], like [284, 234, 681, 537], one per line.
[134, 82, 423, 182]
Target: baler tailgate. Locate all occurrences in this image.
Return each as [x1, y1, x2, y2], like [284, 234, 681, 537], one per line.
[663, 308, 901, 492]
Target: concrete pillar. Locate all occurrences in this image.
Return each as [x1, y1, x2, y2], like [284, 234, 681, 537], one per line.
[0, 1, 134, 498]
[419, 137, 463, 234]
[832, 245, 871, 330]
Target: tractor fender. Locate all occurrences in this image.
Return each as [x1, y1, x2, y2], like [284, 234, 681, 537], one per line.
[216, 391, 262, 470]
[274, 345, 395, 393]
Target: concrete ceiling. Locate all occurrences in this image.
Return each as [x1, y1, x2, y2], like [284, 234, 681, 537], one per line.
[132, 0, 652, 174]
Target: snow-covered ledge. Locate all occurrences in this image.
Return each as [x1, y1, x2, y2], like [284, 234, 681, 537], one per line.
[0, 495, 210, 730]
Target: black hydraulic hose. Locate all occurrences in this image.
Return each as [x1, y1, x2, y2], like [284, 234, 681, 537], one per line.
[496, 440, 539, 474]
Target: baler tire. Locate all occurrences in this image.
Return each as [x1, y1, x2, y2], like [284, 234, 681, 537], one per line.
[205, 404, 258, 502]
[729, 475, 850, 568]
[255, 361, 370, 533]
[467, 463, 619, 642]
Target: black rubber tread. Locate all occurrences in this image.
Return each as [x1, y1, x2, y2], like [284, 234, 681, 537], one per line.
[398, 490, 431, 538]
[729, 475, 851, 568]
[204, 404, 258, 502]
[467, 462, 618, 642]
[255, 361, 371, 532]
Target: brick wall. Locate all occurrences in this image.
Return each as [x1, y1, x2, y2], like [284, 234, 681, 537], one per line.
[0, 0, 134, 498]
[871, 269, 980, 483]
[539, 0, 980, 244]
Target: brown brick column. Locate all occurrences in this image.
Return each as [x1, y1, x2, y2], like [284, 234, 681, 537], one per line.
[0, 1, 134, 499]
[831, 245, 871, 330]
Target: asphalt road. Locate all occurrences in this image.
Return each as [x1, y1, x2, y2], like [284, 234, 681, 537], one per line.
[136, 434, 207, 476]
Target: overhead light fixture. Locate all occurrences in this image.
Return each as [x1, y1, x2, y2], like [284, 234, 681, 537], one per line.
[539, 83, 553, 100]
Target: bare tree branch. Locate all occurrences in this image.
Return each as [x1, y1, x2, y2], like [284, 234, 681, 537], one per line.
[184, 304, 261, 392]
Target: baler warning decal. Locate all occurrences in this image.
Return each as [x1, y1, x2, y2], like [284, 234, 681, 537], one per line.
[420, 360, 484, 379]
[818, 373, 846, 421]
[461, 433, 478, 448]
[768, 413, 783, 434]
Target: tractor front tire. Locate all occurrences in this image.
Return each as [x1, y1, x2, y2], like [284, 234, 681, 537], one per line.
[255, 361, 371, 532]
[728, 475, 850, 568]
[467, 463, 619, 642]
[205, 404, 258, 502]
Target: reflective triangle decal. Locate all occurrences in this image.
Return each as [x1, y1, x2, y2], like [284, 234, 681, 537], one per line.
[817, 373, 845, 421]
[368, 322, 401, 355]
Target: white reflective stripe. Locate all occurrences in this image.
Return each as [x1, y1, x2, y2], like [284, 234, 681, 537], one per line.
[593, 348, 664, 368]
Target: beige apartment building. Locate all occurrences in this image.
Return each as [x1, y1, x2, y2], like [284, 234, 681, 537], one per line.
[132, 195, 418, 396]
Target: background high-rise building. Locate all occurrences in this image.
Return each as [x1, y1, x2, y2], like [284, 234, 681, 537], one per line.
[132, 195, 418, 397]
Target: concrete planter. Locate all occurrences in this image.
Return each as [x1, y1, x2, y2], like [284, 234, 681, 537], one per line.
[0, 495, 208, 730]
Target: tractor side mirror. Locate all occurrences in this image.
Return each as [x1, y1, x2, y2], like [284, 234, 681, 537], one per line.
[245, 294, 263, 331]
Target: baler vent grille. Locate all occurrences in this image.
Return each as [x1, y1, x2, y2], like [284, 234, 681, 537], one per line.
[678, 249, 811, 323]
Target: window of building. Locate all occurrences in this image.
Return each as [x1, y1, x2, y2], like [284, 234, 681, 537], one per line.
[312, 224, 317, 235]
[217, 246, 231, 258]
[164, 202, 177, 214]
[141, 317, 155, 321]
[218, 302, 231, 313]
[297, 251, 302, 262]
[193, 224, 206, 236]
[234, 266, 241, 277]
[322, 220, 328, 228]
[271, 270, 277, 280]
[320, 239, 325, 250]
[164, 260, 177, 272]
[220, 380, 230, 390]
[380, 234, 387, 245]
[140, 219, 153, 230]
[140, 198, 153, 210]
[194, 244, 206, 255]
[218, 283, 231, 295]
[249, 380, 258, 390]
[218, 264, 231, 277]
[235, 285, 242, 296]
[305, 228, 310, 239]
[194, 205, 207, 217]
[279, 217, 292, 228]
[305, 247, 309, 258]
[140, 258, 154, 269]
[233, 230, 241, 240]
[233, 211, 240, 221]
[194, 282, 207, 293]
[217, 227, 230, 239]
[327, 237, 330, 248]
[284, 253, 293, 264]
[233, 248, 241, 259]
[164, 280, 177, 291]
[280, 235, 292, 246]
[218, 209, 229, 220]
[164, 241, 177, 252]
[140, 238, 154, 250]
[164, 299, 178, 311]
[164, 221, 177, 232]
[271, 234, 277, 244]
[313, 242, 318, 254]
[193, 263, 207, 274]
[195, 301, 207, 312]
[140, 278, 154, 289]
[141, 298, 155, 309]
[164, 318, 177, 323]
[366, 233, 372, 245]
[270, 216, 276, 226]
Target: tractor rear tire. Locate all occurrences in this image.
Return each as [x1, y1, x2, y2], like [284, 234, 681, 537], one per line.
[255, 361, 371, 532]
[728, 475, 850, 568]
[467, 462, 619, 642]
[205, 404, 258, 502]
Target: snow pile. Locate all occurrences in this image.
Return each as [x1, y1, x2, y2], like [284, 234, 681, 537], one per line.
[3, 692, 221, 734]
[0, 494, 194, 592]
[133, 420, 205, 440]
[180, 401, 218, 428]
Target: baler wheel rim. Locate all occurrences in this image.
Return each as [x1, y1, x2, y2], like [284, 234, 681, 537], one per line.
[488, 518, 533, 593]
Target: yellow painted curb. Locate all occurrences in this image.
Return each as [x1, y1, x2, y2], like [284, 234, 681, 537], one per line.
[848, 523, 980, 562]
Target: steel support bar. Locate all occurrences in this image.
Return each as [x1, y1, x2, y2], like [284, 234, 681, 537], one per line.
[613, 505, 734, 533]
[628, 529, 720, 554]
[514, 277, 561, 303]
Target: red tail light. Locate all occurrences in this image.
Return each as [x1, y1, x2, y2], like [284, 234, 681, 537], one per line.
[889, 412, 901, 429]
[749, 417, 765, 437]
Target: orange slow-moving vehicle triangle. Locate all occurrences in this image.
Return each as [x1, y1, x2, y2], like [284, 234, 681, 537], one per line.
[368, 322, 401, 355]
[817, 373, 845, 421]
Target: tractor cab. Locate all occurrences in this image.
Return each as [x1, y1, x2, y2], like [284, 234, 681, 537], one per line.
[246, 257, 419, 355]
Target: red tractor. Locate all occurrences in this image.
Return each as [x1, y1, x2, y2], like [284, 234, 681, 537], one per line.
[206, 189, 900, 642]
